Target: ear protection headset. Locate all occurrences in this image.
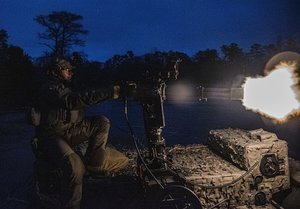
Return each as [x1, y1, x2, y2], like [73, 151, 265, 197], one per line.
[47, 59, 72, 77]
[55, 59, 73, 71]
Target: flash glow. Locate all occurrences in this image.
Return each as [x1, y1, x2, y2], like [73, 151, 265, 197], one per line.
[242, 62, 300, 122]
[167, 83, 194, 104]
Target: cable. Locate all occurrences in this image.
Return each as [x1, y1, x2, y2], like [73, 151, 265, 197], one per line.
[123, 97, 165, 189]
[186, 160, 260, 189]
[207, 198, 229, 209]
[187, 147, 275, 189]
[159, 155, 259, 190]
[165, 147, 276, 190]
[151, 154, 256, 190]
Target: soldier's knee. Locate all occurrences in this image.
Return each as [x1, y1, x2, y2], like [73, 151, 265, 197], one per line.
[94, 115, 110, 131]
[100, 115, 110, 126]
[65, 153, 85, 185]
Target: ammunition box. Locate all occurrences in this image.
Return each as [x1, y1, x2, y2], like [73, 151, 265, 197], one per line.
[169, 128, 290, 208]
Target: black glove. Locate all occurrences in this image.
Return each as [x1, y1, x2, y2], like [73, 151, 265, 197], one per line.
[121, 81, 137, 98]
[112, 85, 121, 99]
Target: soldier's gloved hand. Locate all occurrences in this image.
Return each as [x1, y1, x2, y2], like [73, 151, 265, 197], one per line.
[120, 81, 137, 97]
[113, 85, 121, 99]
[123, 81, 137, 98]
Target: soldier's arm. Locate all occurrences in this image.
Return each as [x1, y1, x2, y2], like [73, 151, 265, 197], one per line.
[48, 84, 119, 109]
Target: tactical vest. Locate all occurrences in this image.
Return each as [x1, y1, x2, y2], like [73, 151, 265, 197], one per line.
[41, 109, 85, 126]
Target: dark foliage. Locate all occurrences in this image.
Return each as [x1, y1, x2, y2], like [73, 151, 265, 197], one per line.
[101, 38, 299, 88]
[0, 29, 33, 107]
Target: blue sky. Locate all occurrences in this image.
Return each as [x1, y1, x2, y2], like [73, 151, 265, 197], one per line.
[0, 0, 299, 61]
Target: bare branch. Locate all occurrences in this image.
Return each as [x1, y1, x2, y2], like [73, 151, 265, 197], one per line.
[34, 11, 88, 57]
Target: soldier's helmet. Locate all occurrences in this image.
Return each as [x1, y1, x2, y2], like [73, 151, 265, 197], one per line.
[56, 59, 73, 71]
[47, 58, 73, 76]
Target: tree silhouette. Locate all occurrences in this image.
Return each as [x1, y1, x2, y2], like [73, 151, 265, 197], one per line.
[246, 43, 266, 75]
[220, 43, 247, 78]
[35, 11, 88, 58]
[221, 43, 245, 64]
[0, 29, 9, 67]
[193, 49, 220, 64]
[0, 29, 8, 49]
[281, 36, 300, 52]
[191, 49, 223, 85]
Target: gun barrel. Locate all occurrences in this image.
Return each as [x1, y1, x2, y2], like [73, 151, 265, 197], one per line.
[198, 87, 244, 101]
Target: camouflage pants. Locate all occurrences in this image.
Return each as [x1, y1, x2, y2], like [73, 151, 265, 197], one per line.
[39, 116, 129, 209]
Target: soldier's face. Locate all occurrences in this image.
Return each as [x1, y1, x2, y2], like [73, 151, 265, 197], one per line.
[60, 68, 73, 81]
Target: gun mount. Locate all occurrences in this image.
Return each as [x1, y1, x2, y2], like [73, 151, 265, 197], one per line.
[130, 60, 180, 171]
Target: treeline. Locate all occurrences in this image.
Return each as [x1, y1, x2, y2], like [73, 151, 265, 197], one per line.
[0, 29, 33, 107]
[73, 37, 300, 90]
[1, 30, 300, 107]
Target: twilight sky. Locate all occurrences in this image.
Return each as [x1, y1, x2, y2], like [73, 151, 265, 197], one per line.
[0, 0, 299, 61]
